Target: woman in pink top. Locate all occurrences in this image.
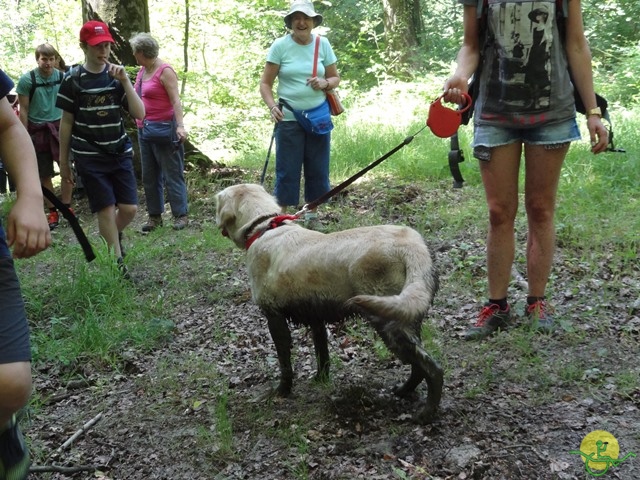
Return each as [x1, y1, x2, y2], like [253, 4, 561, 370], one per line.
[130, 33, 189, 231]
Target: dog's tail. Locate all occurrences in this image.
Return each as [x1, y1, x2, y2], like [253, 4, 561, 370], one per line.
[345, 252, 438, 325]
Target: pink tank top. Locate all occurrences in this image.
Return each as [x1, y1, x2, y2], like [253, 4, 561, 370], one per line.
[135, 64, 175, 127]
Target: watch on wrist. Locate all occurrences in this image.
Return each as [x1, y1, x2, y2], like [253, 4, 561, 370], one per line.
[586, 107, 602, 118]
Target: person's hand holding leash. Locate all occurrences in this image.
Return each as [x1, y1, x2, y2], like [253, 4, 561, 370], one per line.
[443, 75, 470, 105]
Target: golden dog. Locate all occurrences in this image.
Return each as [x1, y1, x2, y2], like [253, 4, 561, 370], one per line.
[215, 183, 443, 423]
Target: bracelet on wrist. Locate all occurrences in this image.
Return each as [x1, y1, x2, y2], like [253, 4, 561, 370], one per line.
[176, 123, 184, 127]
[586, 107, 602, 118]
[269, 105, 279, 111]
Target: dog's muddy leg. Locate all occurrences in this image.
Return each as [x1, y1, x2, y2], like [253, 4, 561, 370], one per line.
[412, 346, 443, 424]
[310, 323, 330, 382]
[267, 314, 294, 396]
[394, 365, 424, 397]
[379, 324, 444, 424]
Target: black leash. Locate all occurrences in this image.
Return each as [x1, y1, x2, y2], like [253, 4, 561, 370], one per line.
[260, 123, 277, 185]
[41, 186, 95, 262]
[301, 125, 428, 213]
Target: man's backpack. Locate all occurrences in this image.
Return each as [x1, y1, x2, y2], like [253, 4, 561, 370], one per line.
[28, 68, 63, 102]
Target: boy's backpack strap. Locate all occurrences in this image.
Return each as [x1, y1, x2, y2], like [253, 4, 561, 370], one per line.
[28, 68, 63, 102]
[29, 69, 37, 102]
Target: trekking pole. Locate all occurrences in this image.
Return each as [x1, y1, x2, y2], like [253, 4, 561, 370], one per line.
[260, 123, 278, 185]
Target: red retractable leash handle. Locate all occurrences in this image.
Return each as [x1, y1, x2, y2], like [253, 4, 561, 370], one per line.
[426, 92, 472, 138]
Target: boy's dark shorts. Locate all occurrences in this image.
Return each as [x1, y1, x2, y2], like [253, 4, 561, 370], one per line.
[74, 152, 139, 213]
[0, 226, 31, 364]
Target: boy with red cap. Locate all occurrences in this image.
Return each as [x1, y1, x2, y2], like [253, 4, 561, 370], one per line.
[56, 21, 145, 278]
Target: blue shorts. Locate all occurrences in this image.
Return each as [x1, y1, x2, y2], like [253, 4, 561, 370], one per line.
[75, 152, 139, 213]
[0, 225, 31, 364]
[473, 118, 581, 161]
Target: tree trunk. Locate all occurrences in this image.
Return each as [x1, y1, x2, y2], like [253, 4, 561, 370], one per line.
[382, 0, 424, 69]
[82, 0, 149, 65]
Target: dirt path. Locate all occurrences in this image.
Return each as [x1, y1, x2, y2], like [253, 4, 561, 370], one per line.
[24, 187, 639, 479]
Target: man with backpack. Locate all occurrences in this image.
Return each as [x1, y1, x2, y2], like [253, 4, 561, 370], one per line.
[443, 0, 609, 340]
[16, 43, 73, 230]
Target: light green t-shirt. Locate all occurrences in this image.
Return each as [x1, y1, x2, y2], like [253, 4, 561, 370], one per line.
[266, 34, 338, 121]
[16, 68, 63, 123]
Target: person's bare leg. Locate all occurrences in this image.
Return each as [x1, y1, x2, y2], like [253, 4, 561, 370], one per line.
[115, 203, 137, 235]
[479, 142, 522, 300]
[41, 176, 55, 210]
[0, 362, 31, 426]
[97, 204, 137, 258]
[523, 143, 568, 297]
[97, 205, 121, 257]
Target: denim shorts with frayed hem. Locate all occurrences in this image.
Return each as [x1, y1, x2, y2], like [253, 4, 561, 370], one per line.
[472, 118, 581, 161]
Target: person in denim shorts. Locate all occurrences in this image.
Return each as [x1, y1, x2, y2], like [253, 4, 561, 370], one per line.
[443, 0, 609, 340]
[0, 68, 51, 480]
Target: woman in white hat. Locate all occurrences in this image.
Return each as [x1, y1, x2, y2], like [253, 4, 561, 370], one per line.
[259, 0, 341, 225]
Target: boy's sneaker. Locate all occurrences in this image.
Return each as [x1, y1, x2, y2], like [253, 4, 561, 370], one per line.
[464, 303, 512, 341]
[117, 257, 131, 281]
[47, 210, 59, 230]
[525, 299, 555, 333]
[0, 414, 30, 480]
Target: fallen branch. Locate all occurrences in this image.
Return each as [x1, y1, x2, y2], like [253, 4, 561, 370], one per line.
[511, 265, 529, 291]
[30, 464, 105, 474]
[56, 412, 103, 453]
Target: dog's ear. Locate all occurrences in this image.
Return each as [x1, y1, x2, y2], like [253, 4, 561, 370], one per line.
[215, 190, 236, 235]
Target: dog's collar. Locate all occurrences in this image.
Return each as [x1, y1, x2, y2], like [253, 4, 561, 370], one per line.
[244, 214, 299, 249]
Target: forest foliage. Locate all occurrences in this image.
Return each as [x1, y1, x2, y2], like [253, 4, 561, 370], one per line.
[1, 0, 638, 162]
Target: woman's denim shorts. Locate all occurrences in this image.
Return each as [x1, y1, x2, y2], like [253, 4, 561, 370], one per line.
[472, 118, 581, 161]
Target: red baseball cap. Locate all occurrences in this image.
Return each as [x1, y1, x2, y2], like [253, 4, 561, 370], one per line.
[80, 21, 115, 46]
